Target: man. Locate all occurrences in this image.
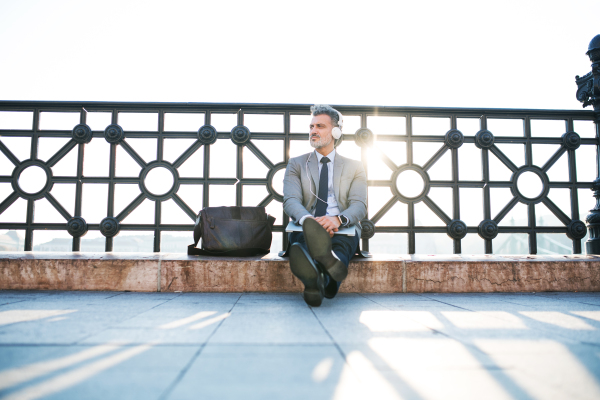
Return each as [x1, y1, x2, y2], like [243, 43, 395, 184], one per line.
[283, 104, 367, 307]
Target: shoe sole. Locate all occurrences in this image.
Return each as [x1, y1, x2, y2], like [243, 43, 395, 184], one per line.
[302, 219, 348, 281]
[289, 245, 323, 307]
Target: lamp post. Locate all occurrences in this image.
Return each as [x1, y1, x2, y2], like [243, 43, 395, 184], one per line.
[576, 34, 600, 254]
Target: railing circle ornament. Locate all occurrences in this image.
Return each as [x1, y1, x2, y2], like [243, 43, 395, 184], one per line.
[444, 129, 464, 149]
[360, 219, 375, 239]
[392, 166, 430, 203]
[100, 217, 120, 237]
[474, 130, 495, 149]
[67, 216, 88, 237]
[198, 124, 218, 145]
[104, 124, 124, 144]
[561, 131, 581, 150]
[567, 219, 587, 240]
[231, 125, 251, 145]
[72, 124, 93, 144]
[354, 128, 375, 147]
[11, 160, 53, 200]
[139, 161, 180, 201]
[447, 219, 468, 239]
[478, 219, 499, 240]
[266, 162, 287, 201]
[17, 166, 47, 194]
[510, 166, 550, 204]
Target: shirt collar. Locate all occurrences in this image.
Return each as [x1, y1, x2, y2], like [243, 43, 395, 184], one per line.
[314, 149, 336, 164]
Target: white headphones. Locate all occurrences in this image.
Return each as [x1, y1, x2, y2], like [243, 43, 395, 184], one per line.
[331, 110, 343, 140]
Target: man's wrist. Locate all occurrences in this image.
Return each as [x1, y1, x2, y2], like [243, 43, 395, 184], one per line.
[338, 214, 349, 227]
[299, 215, 312, 225]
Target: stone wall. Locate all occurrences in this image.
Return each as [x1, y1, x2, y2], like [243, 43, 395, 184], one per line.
[1, 253, 599, 293]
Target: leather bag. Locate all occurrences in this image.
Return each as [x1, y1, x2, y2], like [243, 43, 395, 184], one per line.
[188, 206, 276, 256]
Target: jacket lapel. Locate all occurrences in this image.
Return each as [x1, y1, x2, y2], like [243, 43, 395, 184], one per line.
[334, 153, 344, 203]
[308, 152, 319, 191]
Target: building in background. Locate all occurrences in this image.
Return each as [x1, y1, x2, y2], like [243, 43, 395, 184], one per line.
[0, 231, 23, 251]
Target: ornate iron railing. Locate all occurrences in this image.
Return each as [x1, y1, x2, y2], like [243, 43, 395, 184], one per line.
[0, 100, 597, 255]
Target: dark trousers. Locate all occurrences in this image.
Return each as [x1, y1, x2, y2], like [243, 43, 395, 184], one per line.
[288, 231, 360, 298]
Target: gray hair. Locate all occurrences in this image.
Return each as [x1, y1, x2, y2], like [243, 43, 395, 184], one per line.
[310, 104, 341, 128]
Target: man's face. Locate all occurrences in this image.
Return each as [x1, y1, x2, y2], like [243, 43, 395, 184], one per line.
[309, 114, 334, 149]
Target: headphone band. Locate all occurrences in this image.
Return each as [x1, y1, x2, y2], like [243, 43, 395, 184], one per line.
[336, 110, 344, 129]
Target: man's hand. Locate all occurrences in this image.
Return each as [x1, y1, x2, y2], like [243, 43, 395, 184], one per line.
[314, 216, 341, 238]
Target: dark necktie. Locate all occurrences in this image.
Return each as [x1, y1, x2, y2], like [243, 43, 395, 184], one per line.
[315, 157, 330, 217]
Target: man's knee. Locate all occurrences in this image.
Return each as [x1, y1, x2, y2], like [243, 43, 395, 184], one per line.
[288, 232, 308, 253]
[331, 236, 359, 267]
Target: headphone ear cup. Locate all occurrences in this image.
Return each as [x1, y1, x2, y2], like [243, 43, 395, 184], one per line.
[332, 127, 342, 140]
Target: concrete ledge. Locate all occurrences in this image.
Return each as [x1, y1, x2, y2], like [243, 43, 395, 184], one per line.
[1, 252, 599, 293]
[406, 254, 600, 292]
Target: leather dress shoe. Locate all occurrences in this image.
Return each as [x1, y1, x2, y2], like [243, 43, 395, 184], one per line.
[289, 243, 325, 307]
[323, 277, 340, 299]
[302, 218, 348, 282]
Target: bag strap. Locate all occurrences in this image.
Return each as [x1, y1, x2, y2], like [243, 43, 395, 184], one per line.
[193, 212, 203, 246]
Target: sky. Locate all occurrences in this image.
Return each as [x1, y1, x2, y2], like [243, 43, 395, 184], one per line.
[0, 0, 599, 254]
[0, 0, 599, 109]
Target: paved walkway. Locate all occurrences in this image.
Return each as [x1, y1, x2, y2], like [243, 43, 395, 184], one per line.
[0, 291, 599, 400]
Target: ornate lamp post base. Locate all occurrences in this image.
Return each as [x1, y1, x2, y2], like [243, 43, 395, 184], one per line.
[577, 35, 600, 254]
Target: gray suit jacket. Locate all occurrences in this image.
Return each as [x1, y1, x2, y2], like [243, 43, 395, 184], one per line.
[283, 151, 368, 238]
